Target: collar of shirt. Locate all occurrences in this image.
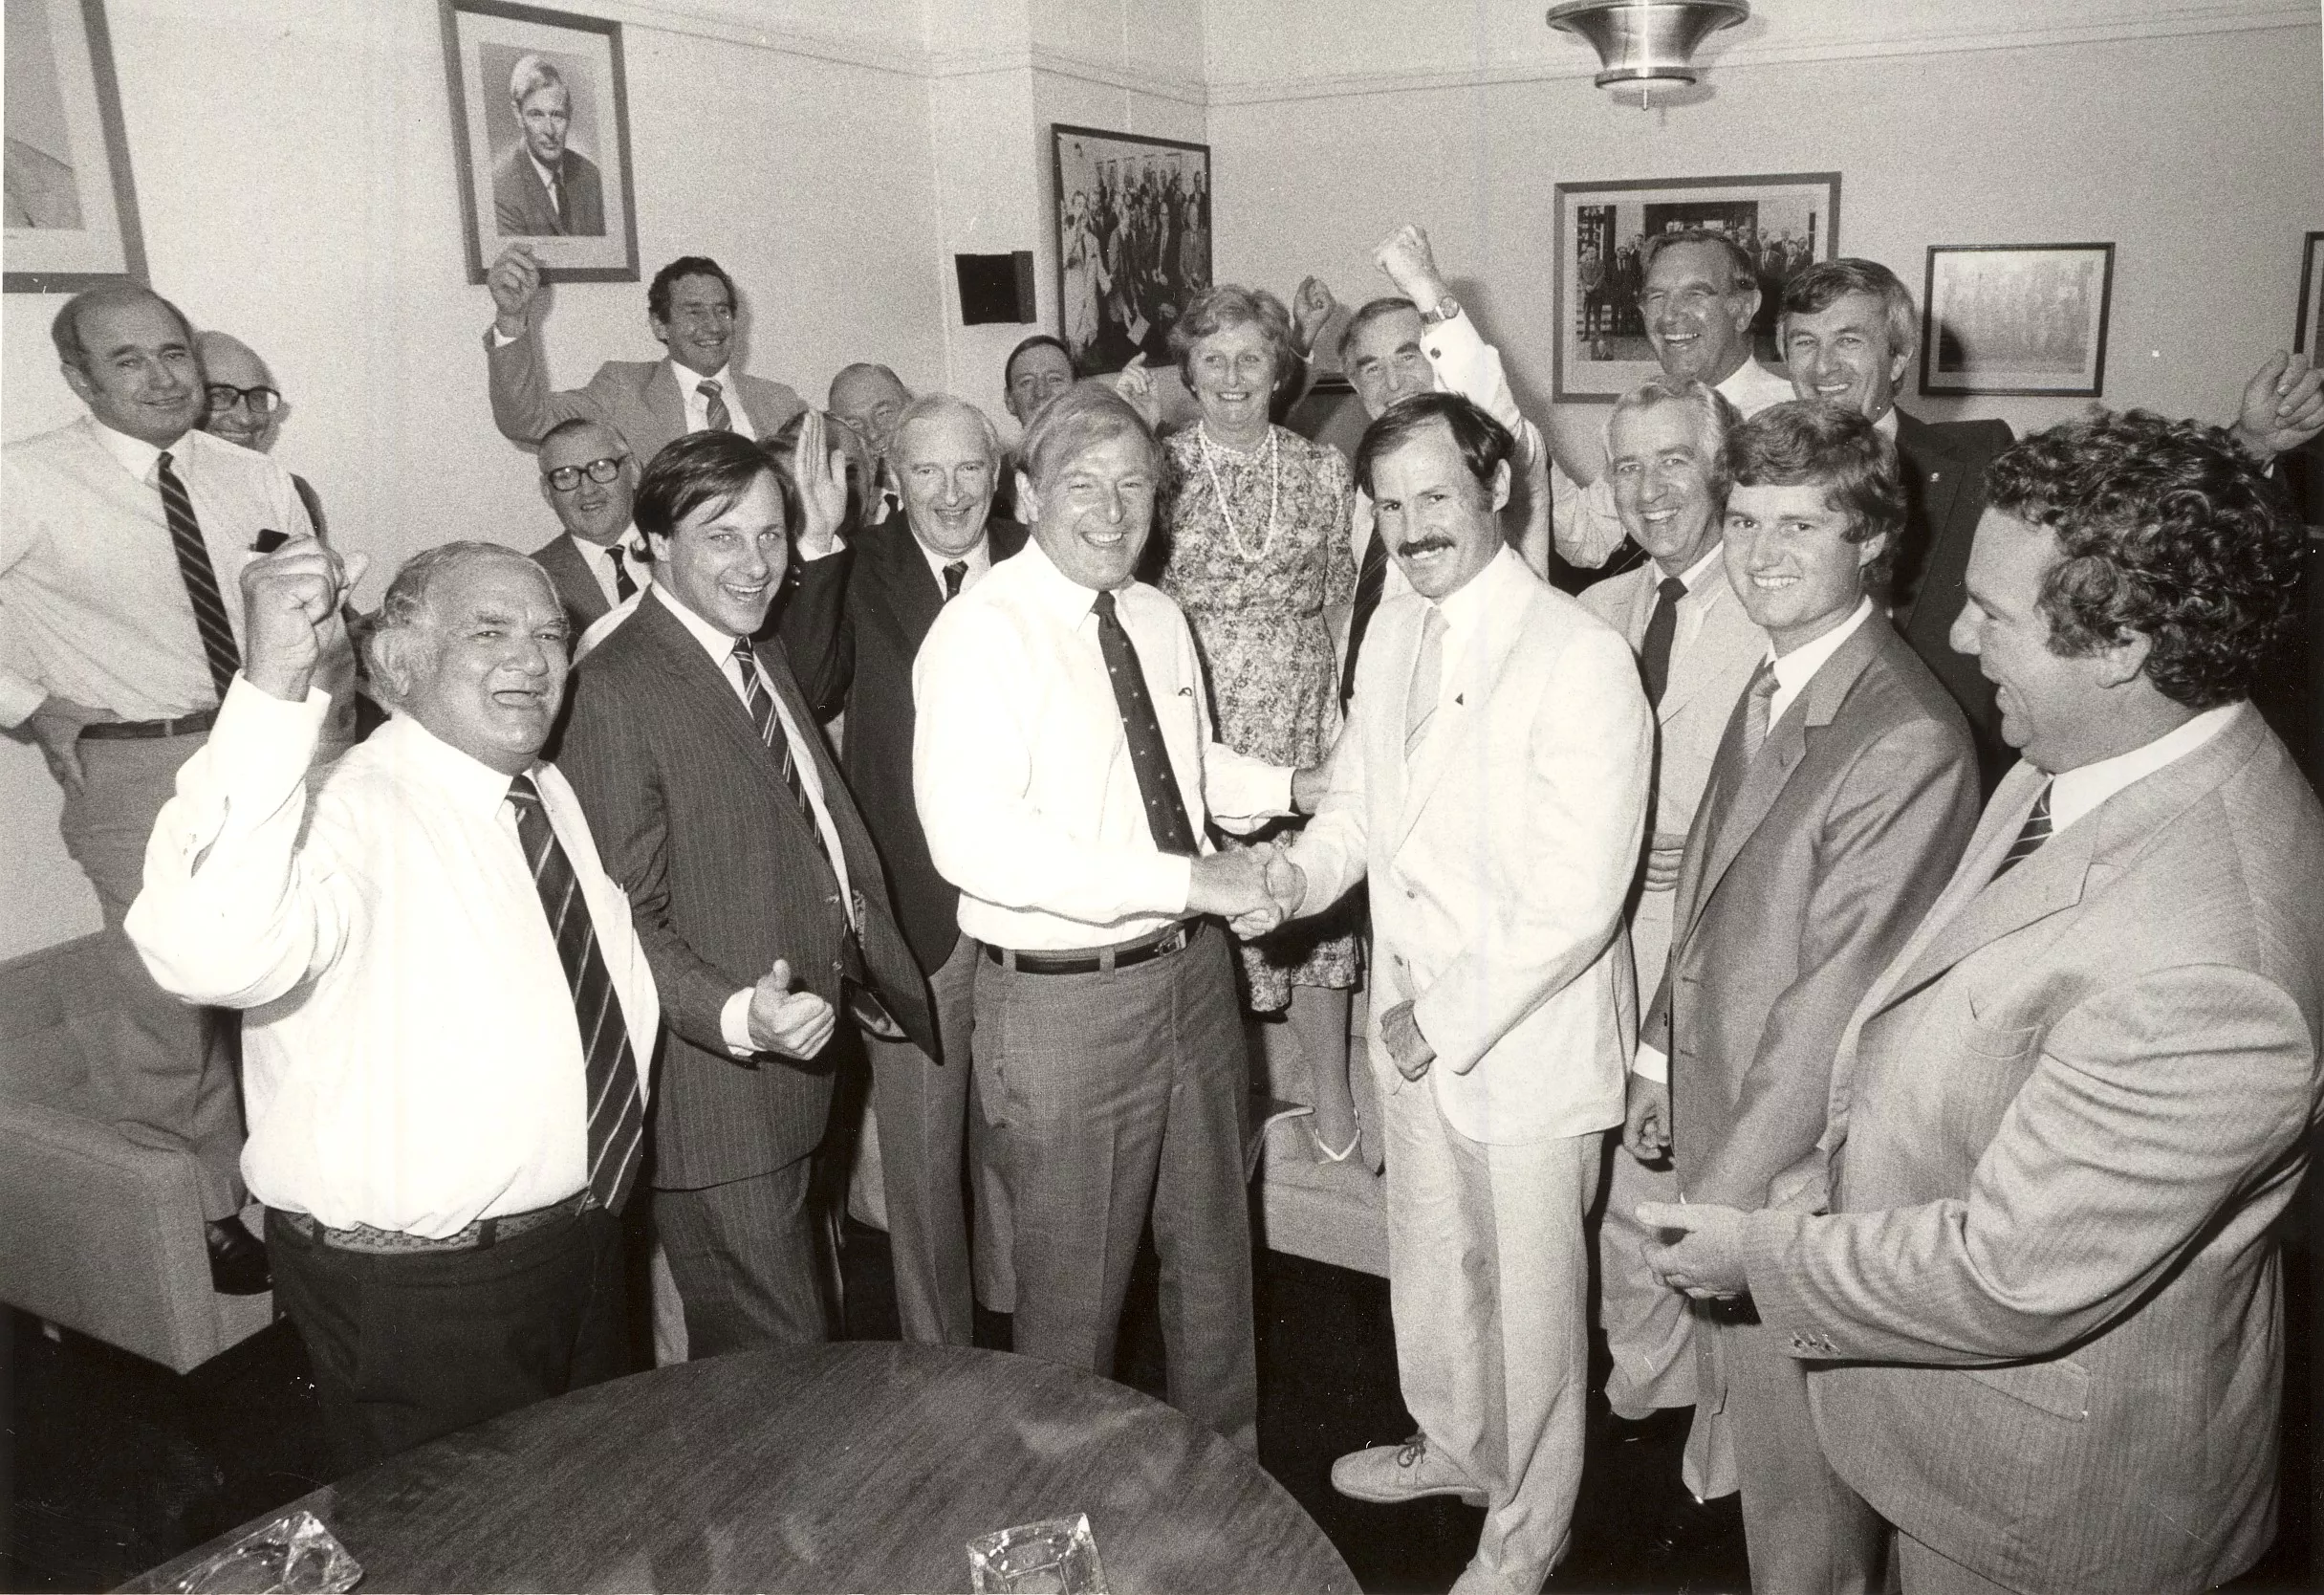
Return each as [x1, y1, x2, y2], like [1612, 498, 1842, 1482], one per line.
[1766, 595, 1876, 726]
[650, 581, 747, 675]
[1873, 405, 1899, 440]
[528, 150, 563, 194]
[1428, 544, 1527, 669]
[1715, 357, 1795, 417]
[378, 709, 546, 822]
[1014, 538, 1124, 630]
[2048, 703, 2239, 834]
[1662, 539, 1727, 600]
[914, 526, 990, 596]
[89, 415, 186, 484]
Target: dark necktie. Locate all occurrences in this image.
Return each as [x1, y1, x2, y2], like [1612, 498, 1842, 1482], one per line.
[731, 637, 844, 890]
[1991, 781, 2054, 881]
[1340, 524, 1389, 710]
[156, 450, 241, 700]
[699, 380, 732, 433]
[1639, 575, 1688, 709]
[507, 775, 644, 1213]
[942, 560, 967, 601]
[607, 544, 637, 601]
[1740, 658, 1780, 766]
[1091, 589, 1199, 856]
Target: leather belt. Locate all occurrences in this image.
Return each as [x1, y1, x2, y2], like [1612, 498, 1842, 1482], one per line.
[78, 709, 218, 741]
[272, 1191, 596, 1254]
[987, 921, 1192, 976]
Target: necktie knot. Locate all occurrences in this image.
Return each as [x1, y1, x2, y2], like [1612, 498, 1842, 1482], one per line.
[158, 449, 175, 473]
[1658, 575, 1688, 604]
[943, 560, 968, 601]
[508, 772, 542, 810]
[698, 380, 732, 433]
[1092, 588, 1119, 623]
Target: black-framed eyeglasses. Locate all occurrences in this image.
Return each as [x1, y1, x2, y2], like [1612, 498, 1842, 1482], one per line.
[205, 382, 281, 416]
[543, 454, 629, 492]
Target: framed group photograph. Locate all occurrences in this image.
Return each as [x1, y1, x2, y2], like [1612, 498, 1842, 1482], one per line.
[1051, 124, 1211, 375]
[2296, 231, 2324, 357]
[1922, 243, 2115, 398]
[1551, 171, 1840, 402]
[4, 0, 147, 293]
[440, 0, 640, 285]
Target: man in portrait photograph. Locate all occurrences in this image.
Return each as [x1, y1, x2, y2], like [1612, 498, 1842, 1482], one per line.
[490, 51, 603, 238]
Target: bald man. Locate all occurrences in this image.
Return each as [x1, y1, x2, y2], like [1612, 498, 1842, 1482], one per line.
[830, 364, 911, 523]
[197, 331, 325, 535]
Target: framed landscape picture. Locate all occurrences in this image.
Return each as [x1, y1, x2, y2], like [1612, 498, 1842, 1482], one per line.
[2296, 231, 2323, 357]
[441, 0, 640, 284]
[1552, 171, 1839, 402]
[1052, 124, 1211, 376]
[4, 0, 147, 292]
[1922, 243, 2115, 398]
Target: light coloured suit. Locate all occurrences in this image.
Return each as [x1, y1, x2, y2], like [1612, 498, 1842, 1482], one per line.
[1287, 547, 1650, 1594]
[485, 329, 804, 466]
[1744, 703, 2324, 1593]
[1581, 553, 1767, 1473]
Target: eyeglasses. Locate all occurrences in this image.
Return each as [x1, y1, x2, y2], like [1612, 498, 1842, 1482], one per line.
[205, 382, 281, 416]
[543, 454, 629, 492]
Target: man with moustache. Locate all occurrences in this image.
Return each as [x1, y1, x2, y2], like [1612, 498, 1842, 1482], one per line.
[489, 55, 605, 238]
[780, 393, 1027, 1344]
[4, 284, 315, 1295]
[1270, 393, 1650, 1595]
[528, 417, 648, 633]
[126, 537, 655, 1469]
[485, 248, 805, 461]
[557, 428, 932, 1356]
[1627, 401, 1978, 1591]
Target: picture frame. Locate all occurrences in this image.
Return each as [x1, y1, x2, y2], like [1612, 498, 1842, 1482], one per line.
[1551, 171, 1840, 403]
[2296, 231, 2324, 357]
[1921, 243, 2115, 398]
[440, 0, 640, 284]
[1051, 124, 1212, 376]
[3, 0, 148, 293]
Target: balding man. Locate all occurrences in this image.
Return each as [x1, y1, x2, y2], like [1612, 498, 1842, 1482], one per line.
[5, 285, 315, 1295]
[528, 417, 646, 634]
[830, 363, 912, 522]
[490, 54, 604, 237]
[194, 331, 326, 535]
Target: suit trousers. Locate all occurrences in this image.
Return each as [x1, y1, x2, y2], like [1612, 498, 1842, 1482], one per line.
[655, 1154, 828, 1357]
[265, 1204, 626, 1475]
[865, 930, 981, 1344]
[62, 733, 244, 1220]
[1892, 1528, 2011, 1595]
[973, 921, 1257, 1449]
[1709, 1313, 1884, 1593]
[1383, 1072, 1596, 1594]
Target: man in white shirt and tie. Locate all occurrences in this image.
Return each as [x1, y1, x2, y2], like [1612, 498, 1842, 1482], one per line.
[528, 417, 648, 633]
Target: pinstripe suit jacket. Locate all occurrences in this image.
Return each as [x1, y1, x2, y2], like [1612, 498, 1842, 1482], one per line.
[1742, 704, 2324, 1591]
[556, 592, 933, 1189]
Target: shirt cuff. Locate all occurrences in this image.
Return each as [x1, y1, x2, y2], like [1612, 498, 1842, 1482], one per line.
[0, 671, 47, 730]
[1632, 1042, 1669, 1084]
[487, 325, 519, 349]
[721, 987, 757, 1058]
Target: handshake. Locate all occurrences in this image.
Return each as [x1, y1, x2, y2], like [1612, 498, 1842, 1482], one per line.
[1187, 842, 1307, 940]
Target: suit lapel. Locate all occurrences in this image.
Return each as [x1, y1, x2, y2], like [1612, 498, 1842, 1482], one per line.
[1657, 576, 1756, 723]
[868, 528, 945, 648]
[645, 361, 685, 442]
[535, 535, 609, 626]
[1895, 408, 1969, 629]
[631, 594, 778, 777]
[1396, 576, 1525, 850]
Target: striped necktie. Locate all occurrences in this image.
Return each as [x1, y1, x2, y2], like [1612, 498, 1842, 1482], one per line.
[508, 775, 644, 1213]
[607, 544, 637, 601]
[1740, 658, 1780, 766]
[1991, 782, 2054, 881]
[731, 637, 844, 890]
[943, 560, 967, 601]
[156, 450, 241, 699]
[698, 380, 732, 433]
[1339, 525, 1389, 710]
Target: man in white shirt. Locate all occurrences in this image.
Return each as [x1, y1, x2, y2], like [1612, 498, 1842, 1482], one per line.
[912, 384, 1305, 1448]
[1642, 407, 2324, 1594]
[1270, 394, 1652, 1595]
[3, 284, 315, 1294]
[528, 417, 648, 632]
[126, 537, 657, 1471]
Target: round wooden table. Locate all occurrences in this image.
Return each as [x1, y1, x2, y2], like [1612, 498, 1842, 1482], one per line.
[122, 1342, 1357, 1593]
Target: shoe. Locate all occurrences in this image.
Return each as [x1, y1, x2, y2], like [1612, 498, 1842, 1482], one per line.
[206, 1215, 271, 1295]
[1331, 1432, 1487, 1505]
[1309, 1121, 1362, 1164]
[1641, 1487, 1742, 1561]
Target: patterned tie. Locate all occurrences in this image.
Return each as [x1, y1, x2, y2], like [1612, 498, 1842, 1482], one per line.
[607, 544, 637, 601]
[1091, 589, 1199, 856]
[1404, 604, 1447, 761]
[1639, 575, 1688, 709]
[1991, 781, 2054, 881]
[942, 560, 967, 601]
[730, 637, 845, 891]
[507, 776, 645, 1213]
[1740, 658, 1780, 766]
[155, 451, 241, 700]
[1340, 524, 1389, 710]
[698, 379, 732, 433]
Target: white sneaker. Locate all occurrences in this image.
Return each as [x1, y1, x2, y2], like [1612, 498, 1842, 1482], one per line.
[1330, 1432, 1487, 1505]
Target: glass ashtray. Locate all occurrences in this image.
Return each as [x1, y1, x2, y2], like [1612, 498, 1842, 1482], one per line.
[966, 1512, 1106, 1594]
[167, 1508, 362, 1593]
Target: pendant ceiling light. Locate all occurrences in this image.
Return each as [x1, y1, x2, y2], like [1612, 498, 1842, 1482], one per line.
[1545, 0, 1750, 106]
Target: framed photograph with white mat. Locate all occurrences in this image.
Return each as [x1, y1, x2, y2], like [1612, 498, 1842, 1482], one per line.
[1922, 243, 2115, 399]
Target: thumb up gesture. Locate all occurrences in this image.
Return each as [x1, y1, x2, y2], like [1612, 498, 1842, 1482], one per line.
[748, 957, 836, 1060]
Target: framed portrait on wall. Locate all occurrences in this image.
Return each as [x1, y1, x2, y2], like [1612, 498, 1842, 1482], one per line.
[440, 0, 640, 284]
[1922, 243, 2115, 398]
[1551, 171, 1840, 402]
[2296, 231, 2324, 357]
[3, 0, 147, 293]
[1051, 124, 1211, 376]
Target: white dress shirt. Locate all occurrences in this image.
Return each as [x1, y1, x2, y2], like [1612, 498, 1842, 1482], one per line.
[1, 418, 313, 725]
[679, 361, 757, 440]
[2049, 703, 2237, 833]
[913, 541, 1294, 950]
[123, 681, 658, 1235]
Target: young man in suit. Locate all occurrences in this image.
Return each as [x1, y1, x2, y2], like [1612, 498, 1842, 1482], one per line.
[1271, 393, 1652, 1595]
[780, 393, 1027, 1345]
[1644, 408, 2324, 1593]
[489, 55, 604, 237]
[528, 417, 644, 632]
[1625, 401, 1980, 1592]
[483, 249, 805, 462]
[556, 428, 933, 1357]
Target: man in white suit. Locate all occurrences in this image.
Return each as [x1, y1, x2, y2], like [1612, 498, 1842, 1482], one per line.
[1271, 393, 1652, 1595]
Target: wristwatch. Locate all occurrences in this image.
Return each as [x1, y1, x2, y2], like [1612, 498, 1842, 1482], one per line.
[1421, 295, 1462, 326]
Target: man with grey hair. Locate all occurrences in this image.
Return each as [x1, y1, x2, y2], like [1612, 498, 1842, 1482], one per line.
[782, 391, 1027, 1344]
[491, 53, 604, 237]
[127, 536, 656, 1470]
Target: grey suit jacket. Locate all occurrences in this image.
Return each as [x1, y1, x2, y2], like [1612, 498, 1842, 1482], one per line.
[486, 328, 805, 467]
[556, 593, 933, 1189]
[530, 531, 611, 631]
[489, 142, 605, 237]
[1647, 616, 1978, 1210]
[1742, 704, 2324, 1591]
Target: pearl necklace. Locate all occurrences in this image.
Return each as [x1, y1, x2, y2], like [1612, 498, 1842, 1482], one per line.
[1196, 424, 1281, 562]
